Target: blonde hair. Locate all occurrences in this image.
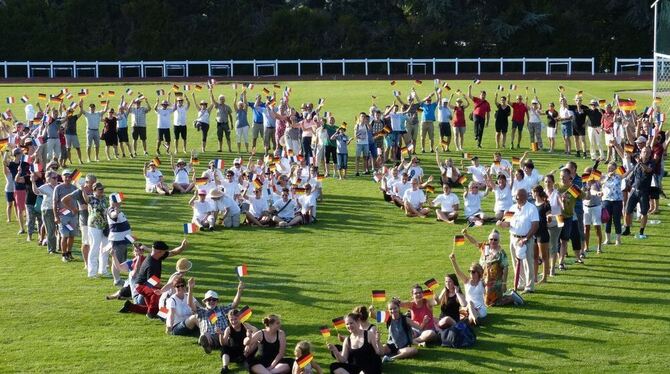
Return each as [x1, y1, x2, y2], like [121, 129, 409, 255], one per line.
[294, 340, 311, 357]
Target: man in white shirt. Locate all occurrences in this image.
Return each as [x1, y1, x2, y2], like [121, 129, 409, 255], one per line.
[269, 188, 302, 228]
[155, 98, 175, 155]
[432, 184, 459, 223]
[221, 170, 241, 201]
[405, 156, 424, 183]
[189, 189, 215, 230]
[297, 184, 317, 223]
[244, 188, 270, 227]
[392, 173, 411, 208]
[467, 156, 487, 188]
[402, 178, 429, 217]
[207, 189, 240, 228]
[497, 188, 539, 293]
[173, 96, 190, 154]
[82, 101, 109, 162]
[489, 152, 512, 179]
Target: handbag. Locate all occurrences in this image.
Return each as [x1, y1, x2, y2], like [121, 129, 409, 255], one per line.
[601, 207, 610, 222]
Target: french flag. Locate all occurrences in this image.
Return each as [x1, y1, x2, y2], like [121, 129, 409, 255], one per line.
[147, 275, 160, 287]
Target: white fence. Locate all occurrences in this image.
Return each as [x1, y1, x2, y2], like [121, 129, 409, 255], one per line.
[0, 57, 597, 79]
[614, 58, 654, 75]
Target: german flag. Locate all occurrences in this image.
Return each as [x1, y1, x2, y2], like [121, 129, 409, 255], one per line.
[38, 93, 47, 100]
[463, 152, 472, 160]
[511, 157, 520, 165]
[424, 185, 435, 193]
[456, 175, 467, 185]
[172, 84, 180, 92]
[294, 187, 306, 195]
[567, 185, 581, 198]
[443, 83, 451, 91]
[253, 177, 263, 189]
[414, 79, 423, 85]
[195, 177, 208, 186]
[371, 290, 386, 302]
[624, 144, 635, 153]
[190, 157, 200, 165]
[273, 84, 281, 89]
[591, 169, 602, 181]
[581, 173, 591, 183]
[332, 317, 345, 330]
[195, 84, 203, 92]
[238, 306, 252, 323]
[49, 95, 62, 103]
[316, 175, 325, 182]
[615, 166, 626, 176]
[424, 278, 439, 291]
[0, 138, 8, 151]
[441, 139, 448, 147]
[422, 289, 434, 300]
[654, 97, 663, 104]
[531, 142, 539, 152]
[617, 98, 636, 111]
[503, 211, 515, 222]
[70, 169, 81, 182]
[152, 156, 161, 166]
[598, 99, 607, 106]
[390, 80, 397, 86]
[319, 326, 331, 338]
[558, 85, 565, 93]
[297, 353, 314, 369]
[107, 90, 115, 97]
[400, 146, 409, 156]
[453, 235, 465, 246]
[262, 88, 270, 94]
[382, 125, 392, 134]
[208, 312, 218, 325]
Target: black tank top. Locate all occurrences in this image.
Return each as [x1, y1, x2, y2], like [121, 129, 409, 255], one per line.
[440, 293, 460, 321]
[258, 330, 280, 363]
[347, 330, 382, 374]
[229, 324, 247, 348]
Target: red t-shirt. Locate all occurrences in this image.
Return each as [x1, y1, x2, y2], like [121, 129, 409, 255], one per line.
[453, 106, 466, 127]
[511, 102, 528, 123]
[472, 97, 491, 117]
[601, 111, 615, 133]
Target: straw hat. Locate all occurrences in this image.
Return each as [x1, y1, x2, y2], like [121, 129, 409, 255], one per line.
[175, 258, 192, 273]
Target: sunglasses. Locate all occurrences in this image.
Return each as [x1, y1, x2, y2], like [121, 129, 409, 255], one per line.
[205, 298, 218, 302]
[175, 284, 185, 288]
[489, 238, 499, 241]
[470, 270, 477, 274]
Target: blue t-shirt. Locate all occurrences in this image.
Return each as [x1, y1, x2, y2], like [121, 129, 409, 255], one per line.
[335, 134, 348, 154]
[420, 102, 438, 122]
[236, 108, 249, 128]
[248, 102, 265, 124]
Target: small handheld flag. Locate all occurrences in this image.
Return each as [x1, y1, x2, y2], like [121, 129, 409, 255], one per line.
[511, 157, 520, 165]
[332, 317, 345, 330]
[414, 79, 423, 85]
[531, 142, 539, 152]
[617, 98, 636, 111]
[297, 353, 314, 369]
[262, 88, 270, 95]
[497, 85, 504, 91]
[110, 192, 125, 204]
[147, 275, 160, 287]
[422, 289, 434, 300]
[157, 307, 169, 319]
[152, 156, 161, 166]
[623, 144, 635, 153]
[473, 78, 481, 85]
[591, 169, 602, 181]
[503, 211, 515, 222]
[509, 84, 517, 91]
[615, 166, 626, 176]
[424, 278, 439, 291]
[213, 159, 225, 169]
[208, 312, 218, 325]
[6, 97, 15, 104]
[320, 326, 331, 338]
[236, 264, 248, 277]
[70, 169, 81, 182]
[390, 80, 397, 86]
[376, 310, 389, 323]
[372, 290, 386, 302]
[183, 223, 199, 234]
[107, 90, 116, 97]
[567, 185, 581, 198]
[581, 173, 592, 183]
[38, 93, 47, 100]
[453, 235, 466, 246]
[238, 306, 252, 323]
[125, 88, 133, 95]
[21, 95, 29, 103]
[194, 177, 208, 186]
[156, 89, 165, 96]
[456, 175, 467, 185]
[195, 84, 203, 91]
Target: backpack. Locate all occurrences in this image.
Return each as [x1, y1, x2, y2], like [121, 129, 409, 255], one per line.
[440, 321, 476, 348]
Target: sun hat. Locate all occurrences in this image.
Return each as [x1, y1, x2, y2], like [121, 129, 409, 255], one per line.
[208, 189, 223, 198]
[198, 189, 207, 196]
[204, 290, 219, 301]
[176, 258, 193, 273]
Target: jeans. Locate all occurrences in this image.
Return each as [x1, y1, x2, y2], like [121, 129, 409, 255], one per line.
[301, 136, 313, 165]
[528, 122, 543, 148]
[42, 210, 57, 253]
[603, 200, 623, 234]
[26, 204, 42, 236]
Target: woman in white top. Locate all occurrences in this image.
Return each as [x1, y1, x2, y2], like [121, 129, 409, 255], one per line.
[487, 173, 513, 220]
[32, 171, 59, 254]
[193, 91, 215, 152]
[463, 181, 489, 226]
[171, 156, 194, 194]
[165, 275, 198, 336]
[432, 183, 459, 223]
[143, 161, 171, 195]
[557, 98, 574, 154]
[543, 174, 562, 277]
[449, 253, 487, 325]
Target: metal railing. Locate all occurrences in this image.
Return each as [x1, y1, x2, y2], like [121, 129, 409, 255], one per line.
[614, 57, 654, 75]
[0, 57, 597, 79]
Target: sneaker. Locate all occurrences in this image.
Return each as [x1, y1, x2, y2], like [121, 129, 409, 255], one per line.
[355, 172, 360, 177]
[61, 256, 68, 263]
[622, 227, 631, 236]
[119, 300, 132, 313]
[220, 367, 230, 374]
[382, 355, 394, 363]
[559, 263, 566, 271]
[199, 335, 213, 354]
[576, 151, 581, 157]
[635, 234, 648, 239]
[511, 290, 525, 305]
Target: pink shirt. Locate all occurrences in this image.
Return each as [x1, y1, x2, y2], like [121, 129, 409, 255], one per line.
[410, 301, 436, 330]
[301, 120, 315, 138]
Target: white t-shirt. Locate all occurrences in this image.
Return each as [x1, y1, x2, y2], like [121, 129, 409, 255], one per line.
[174, 167, 191, 184]
[192, 200, 213, 221]
[221, 181, 240, 200]
[508, 201, 540, 236]
[272, 197, 297, 220]
[248, 196, 269, 218]
[523, 169, 543, 188]
[437, 106, 452, 123]
[559, 107, 573, 122]
[355, 124, 369, 145]
[173, 105, 189, 126]
[389, 113, 406, 131]
[196, 109, 210, 124]
[467, 165, 487, 184]
[166, 294, 193, 327]
[84, 111, 103, 130]
[528, 108, 542, 123]
[511, 178, 532, 201]
[493, 184, 513, 212]
[406, 166, 424, 181]
[432, 193, 459, 212]
[489, 159, 512, 179]
[402, 188, 426, 209]
[38, 184, 56, 211]
[145, 169, 163, 186]
[464, 191, 484, 217]
[299, 193, 317, 217]
[547, 188, 562, 215]
[394, 181, 411, 198]
[156, 108, 174, 129]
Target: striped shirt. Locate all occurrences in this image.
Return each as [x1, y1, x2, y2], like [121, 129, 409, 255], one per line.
[128, 107, 149, 128]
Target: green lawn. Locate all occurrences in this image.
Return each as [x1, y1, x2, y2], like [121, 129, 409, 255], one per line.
[0, 80, 668, 373]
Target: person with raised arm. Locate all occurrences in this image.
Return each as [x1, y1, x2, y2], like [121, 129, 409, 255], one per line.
[154, 93, 175, 155]
[493, 91, 511, 149]
[193, 89, 215, 152]
[211, 90, 233, 153]
[447, 92, 470, 151]
[81, 99, 109, 162]
[128, 96, 151, 157]
[173, 93, 191, 154]
[468, 84, 491, 149]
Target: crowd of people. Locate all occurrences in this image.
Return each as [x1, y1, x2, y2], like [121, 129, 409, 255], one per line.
[0, 81, 667, 373]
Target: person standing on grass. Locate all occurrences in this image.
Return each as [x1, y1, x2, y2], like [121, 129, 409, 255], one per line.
[116, 99, 131, 158]
[44, 107, 64, 162]
[623, 146, 655, 239]
[79, 181, 108, 279]
[601, 162, 624, 246]
[385, 103, 409, 161]
[120, 239, 187, 317]
[330, 126, 349, 180]
[369, 110, 386, 168]
[543, 174, 562, 277]
[436, 93, 453, 151]
[558, 98, 574, 154]
[510, 95, 528, 150]
[531, 185, 551, 284]
[545, 102, 559, 153]
[211, 91, 233, 153]
[63, 107, 83, 164]
[353, 113, 370, 176]
[497, 188, 538, 293]
[323, 115, 338, 177]
[248, 95, 265, 152]
[234, 91, 250, 154]
[468, 85, 491, 149]
[32, 170, 59, 253]
[173, 94, 191, 154]
[419, 92, 438, 153]
[527, 98, 544, 150]
[395, 91, 421, 153]
[81, 100, 109, 162]
[493, 92, 511, 149]
[566, 161, 586, 261]
[101, 108, 119, 160]
[53, 169, 78, 262]
[129, 97, 151, 157]
[5, 148, 29, 234]
[568, 95, 589, 159]
[555, 168, 579, 270]
[449, 96, 470, 151]
[601, 104, 617, 162]
[585, 99, 604, 160]
[581, 167, 604, 254]
[154, 97, 175, 155]
[61, 174, 96, 274]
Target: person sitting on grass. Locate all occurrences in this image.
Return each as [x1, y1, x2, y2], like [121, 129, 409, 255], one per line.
[297, 183, 317, 224]
[402, 177, 430, 218]
[143, 160, 171, 195]
[380, 299, 419, 364]
[171, 156, 195, 194]
[192, 280, 245, 355]
[435, 274, 467, 329]
[448, 252, 487, 325]
[211, 187, 241, 228]
[328, 313, 383, 374]
[247, 314, 293, 374]
[435, 151, 462, 187]
[291, 341, 323, 374]
[221, 308, 259, 374]
[165, 275, 199, 336]
[269, 188, 302, 228]
[463, 181, 489, 227]
[397, 286, 439, 346]
[189, 189, 215, 231]
[487, 173, 514, 221]
[432, 183, 459, 223]
[244, 188, 271, 227]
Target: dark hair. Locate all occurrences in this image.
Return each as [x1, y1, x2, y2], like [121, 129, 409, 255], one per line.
[153, 241, 169, 251]
[172, 274, 185, 287]
[412, 284, 423, 293]
[532, 185, 548, 200]
[567, 161, 577, 171]
[346, 312, 362, 322]
[263, 314, 280, 327]
[440, 274, 460, 306]
[352, 306, 369, 321]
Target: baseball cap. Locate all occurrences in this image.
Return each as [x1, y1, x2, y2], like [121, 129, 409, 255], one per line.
[204, 290, 219, 300]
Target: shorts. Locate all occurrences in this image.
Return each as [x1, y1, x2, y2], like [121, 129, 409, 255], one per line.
[117, 127, 129, 143]
[561, 121, 573, 138]
[388, 131, 401, 147]
[337, 153, 348, 170]
[453, 126, 466, 135]
[87, 130, 100, 147]
[158, 128, 171, 142]
[650, 187, 660, 200]
[58, 214, 79, 237]
[252, 122, 264, 140]
[325, 145, 337, 164]
[235, 126, 249, 143]
[81, 225, 89, 246]
[5, 191, 14, 203]
[536, 229, 550, 244]
[174, 126, 187, 140]
[221, 344, 246, 363]
[104, 133, 118, 146]
[421, 121, 435, 140]
[512, 120, 524, 131]
[170, 320, 198, 336]
[573, 123, 586, 136]
[384, 343, 401, 356]
[626, 190, 650, 215]
[263, 127, 275, 145]
[65, 134, 80, 148]
[583, 205, 602, 225]
[217, 122, 230, 141]
[495, 121, 509, 133]
[132, 126, 147, 141]
[111, 241, 128, 263]
[439, 122, 452, 138]
[356, 143, 370, 157]
[547, 126, 556, 138]
[559, 218, 573, 241]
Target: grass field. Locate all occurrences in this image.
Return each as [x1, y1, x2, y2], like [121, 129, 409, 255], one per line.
[1, 79, 669, 373]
